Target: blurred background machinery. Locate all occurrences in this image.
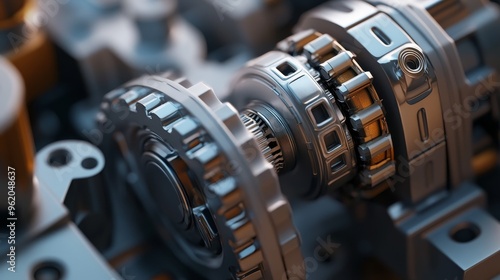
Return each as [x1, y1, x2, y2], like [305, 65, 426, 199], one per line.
[1, 0, 500, 279]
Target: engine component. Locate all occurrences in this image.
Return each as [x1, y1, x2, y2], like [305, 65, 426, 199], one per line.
[96, 0, 500, 279]
[293, 0, 500, 203]
[1, 0, 500, 279]
[99, 73, 303, 279]
[230, 30, 396, 198]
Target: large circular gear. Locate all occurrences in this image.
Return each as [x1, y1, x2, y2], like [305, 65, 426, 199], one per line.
[99, 73, 303, 279]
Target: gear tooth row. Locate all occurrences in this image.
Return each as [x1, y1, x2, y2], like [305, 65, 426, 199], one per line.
[199, 85, 301, 277]
[283, 29, 396, 190]
[186, 79, 288, 277]
[225, 205, 257, 247]
[179, 82, 264, 275]
[240, 112, 285, 174]
[210, 95, 300, 277]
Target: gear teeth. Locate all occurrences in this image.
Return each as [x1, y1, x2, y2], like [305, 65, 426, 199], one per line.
[174, 76, 192, 88]
[235, 241, 264, 272]
[350, 103, 384, 134]
[226, 208, 257, 247]
[336, 72, 374, 102]
[360, 161, 396, 186]
[240, 112, 284, 173]
[190, 143, 223, 180]
[358, 135, 392, 162]
[118, 87, 151, 107]
[320, 50, 355, 80]
[150, 101, 181, 127]
[281, 29, 396, 191]
[136, 93, 164, 115]
[208, 178, 242, 215]
[215, 105, 248, 136]
[190, 82, 221, 109]
[303, 34, 336, 65]
[171, 117, 202, 148]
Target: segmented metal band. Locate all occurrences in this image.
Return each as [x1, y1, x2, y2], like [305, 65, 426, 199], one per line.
[100, 73, 302, 279]
[278, 29, 396, 188]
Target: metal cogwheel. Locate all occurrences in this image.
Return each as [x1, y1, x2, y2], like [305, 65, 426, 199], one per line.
[99, 73, 303, 279]
[277, 29, 396, 193]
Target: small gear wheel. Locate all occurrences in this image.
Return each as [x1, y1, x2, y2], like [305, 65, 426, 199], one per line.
[99, 73, 303, 279]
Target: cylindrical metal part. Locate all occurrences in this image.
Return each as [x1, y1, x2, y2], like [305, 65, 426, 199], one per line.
[0, 57, 34, 224]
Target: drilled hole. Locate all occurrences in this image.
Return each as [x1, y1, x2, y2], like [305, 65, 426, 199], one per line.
[33, 261, 64, 280]
[324, 131, 341, 152]
[311, 103, 330, 126]
[48, 149, 72, 167]
[276, 61, 297, 77]
[81, 157, 98, 170]
[450, 222, 481, 243]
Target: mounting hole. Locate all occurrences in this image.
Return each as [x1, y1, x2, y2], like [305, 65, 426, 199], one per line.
[449, 222, 481, 243]
[81, 157, 98, 170]
[48, 149, 72, 167]
[399, 48, 425, 77]
[32, 261, 64, 280]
